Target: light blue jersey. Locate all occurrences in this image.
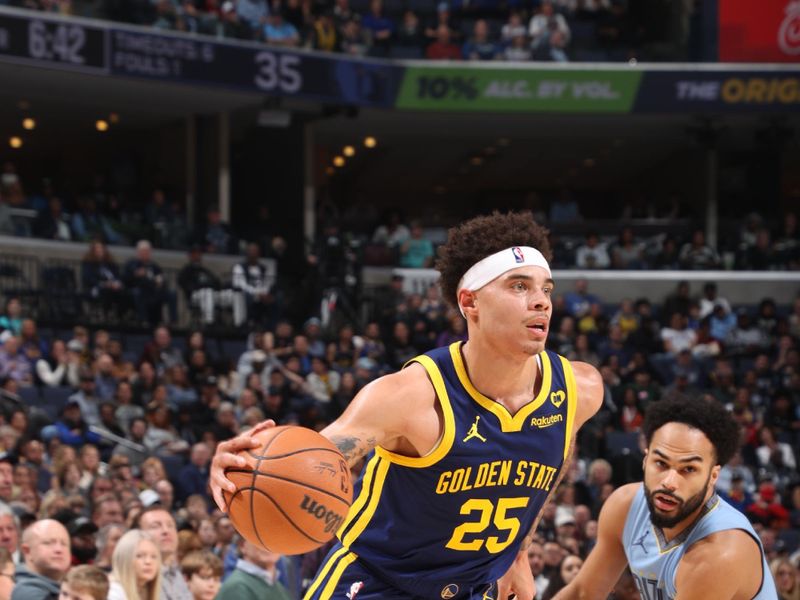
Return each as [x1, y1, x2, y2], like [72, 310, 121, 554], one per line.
[622, 485, 777, 600]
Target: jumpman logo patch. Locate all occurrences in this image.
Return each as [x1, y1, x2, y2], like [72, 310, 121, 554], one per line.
[632, 531, 649, 555]
[463, 415, 487, 443]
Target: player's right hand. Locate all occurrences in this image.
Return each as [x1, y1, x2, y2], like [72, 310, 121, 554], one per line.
[210, 419, 276, 512]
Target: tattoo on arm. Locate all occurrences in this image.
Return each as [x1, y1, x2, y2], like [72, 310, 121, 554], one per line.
[330, 435, 378, 466]
[519, 435, 576, 551]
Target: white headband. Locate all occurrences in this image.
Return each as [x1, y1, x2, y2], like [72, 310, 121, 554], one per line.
[457, 246, 551, 314]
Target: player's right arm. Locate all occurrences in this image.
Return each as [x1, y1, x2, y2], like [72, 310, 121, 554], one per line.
[552, 483, 638, 600]
[209, 363, 435, 511]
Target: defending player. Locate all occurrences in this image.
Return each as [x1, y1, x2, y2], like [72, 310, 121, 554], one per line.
[211, 212, 604, 600]
[553, 395, 778, 600]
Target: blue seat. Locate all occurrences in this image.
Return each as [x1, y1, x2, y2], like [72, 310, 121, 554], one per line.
[605, 431, 641, 457]
[38, 386, 75, 421]
[18, 386, 41, 405]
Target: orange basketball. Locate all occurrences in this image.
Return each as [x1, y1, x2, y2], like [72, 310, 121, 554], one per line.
[223, 426, 353, 555]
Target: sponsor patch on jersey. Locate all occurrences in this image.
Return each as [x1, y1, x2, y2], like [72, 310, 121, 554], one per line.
[441, 584, 459, 598]
[530, 414, 563, 429]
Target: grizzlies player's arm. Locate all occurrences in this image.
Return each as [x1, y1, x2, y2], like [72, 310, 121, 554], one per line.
[517, 361, 604, 550]
[673, 529, 762, 600]
[551, 484, 639, 600]
[321, 362, 440, 467]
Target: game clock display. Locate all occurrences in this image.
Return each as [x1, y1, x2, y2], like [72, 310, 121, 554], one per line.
[0, 12, 107, 72]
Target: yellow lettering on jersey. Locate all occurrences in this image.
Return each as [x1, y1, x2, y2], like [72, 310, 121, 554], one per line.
[543, 466, 558, 491]
[437, 460, 558, 494]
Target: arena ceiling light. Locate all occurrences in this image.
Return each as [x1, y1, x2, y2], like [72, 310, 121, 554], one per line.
[333, 156, 345, 167]
[109, 113, 120, 124]
[22, 118, 36, 130]
[95, 120, 109, 132]
[363, 136, 377, 148]
[9, 137, 23, 149]
[343, 145, 355, 157]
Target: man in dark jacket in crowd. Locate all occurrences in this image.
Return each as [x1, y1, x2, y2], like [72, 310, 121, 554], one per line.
[12, 519, 70, 600]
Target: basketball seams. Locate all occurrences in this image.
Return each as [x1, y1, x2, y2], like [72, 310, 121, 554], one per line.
[250, 426, 292, 550]
[225, 468, 353, 506]
[246, 446, 345, 461]
[250, 487, 327, 546]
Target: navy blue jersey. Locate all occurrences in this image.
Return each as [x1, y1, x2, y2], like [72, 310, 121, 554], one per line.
[330, 342, 577, 599]
[622, 485, 778, 600]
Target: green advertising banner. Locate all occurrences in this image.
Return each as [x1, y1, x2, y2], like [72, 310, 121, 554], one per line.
[396, 66, 642, 112]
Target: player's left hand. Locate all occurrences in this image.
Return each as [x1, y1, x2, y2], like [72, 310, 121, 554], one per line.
[497, 549, 535, 600]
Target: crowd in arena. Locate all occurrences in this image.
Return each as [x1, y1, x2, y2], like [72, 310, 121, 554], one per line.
[0, 215, 798, 599]
[1, 0, 697, 63]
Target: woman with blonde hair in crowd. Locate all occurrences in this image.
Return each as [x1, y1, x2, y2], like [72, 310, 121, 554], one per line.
[772, 558, 800, 600]
[108, 530, 162, 600]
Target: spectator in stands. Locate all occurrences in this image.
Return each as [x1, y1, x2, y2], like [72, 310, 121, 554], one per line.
[679, 228, 720, 270]
[652, 235, 681, 269]
[60, 565, 108, 600]
[426, 23, 462, 59]
[549, 189, 581, 223]
[232, 243, 277, 328]
[770, 558, 799, 600]
[177, 443, 211, 504]
[263, 11, 299, 46]
[398, 221, 434, 268]
[177, 247, 232, 326]
[504, 32, 532, 61]
[774, 211, 800, 269]
[332, 0, 355, 33]
[71, 198, 123, 245]
[32, 198, 71, 241]
[0, 338, 31, 386]
[339, 18, 369, 55]
[462, 19, 500, 61]
[134, 507, 192, 600]
[563, 278, 599, 319]
[529, 0, 570, 49]
[181, 551, 222, 600]
[108, 529, 162, 600]
[361, 0, 394, 56]
[610, 227, 643, 269]
[396, 10, 424, 49]
[193, 206, 236, 255]
[123, 240, 177, 326]
[697, 281, 730, 320]
[13, 519, 70, 600]
[68, 369, 102, 428]
[0, 503, 19, 563]
[94, 524, 124, 573]
[501, 11, 527, 43]
[35, 340, 79, 388]
[46, 399, 102, 449]
[743, 228, 781, 270]
[216, 538, 291, 600]
[660, 312, 697, 356]
[309, 10, 338, 51]
[0, 299, 22, 339]
[141, 327, 185, 376]
[726, 310, 769, 356]
[81, 241, 129, 318]
[574, 231, 610, 269]
[236, 0, 268, 37]
[424, 2, 458, 43]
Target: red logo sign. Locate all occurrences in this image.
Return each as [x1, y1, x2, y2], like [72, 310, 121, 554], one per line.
[720, 0, 800, 62]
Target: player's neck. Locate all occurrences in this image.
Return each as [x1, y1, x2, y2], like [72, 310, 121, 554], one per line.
[461, 340, 540, 410]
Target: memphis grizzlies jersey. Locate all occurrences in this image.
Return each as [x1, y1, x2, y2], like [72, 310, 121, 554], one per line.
[622, 485, 777, 600]
[336, 342, 577, 598]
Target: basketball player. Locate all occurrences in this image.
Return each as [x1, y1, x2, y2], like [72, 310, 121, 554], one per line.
[210, 212, 603, 600]
[553, 395, 778, 600]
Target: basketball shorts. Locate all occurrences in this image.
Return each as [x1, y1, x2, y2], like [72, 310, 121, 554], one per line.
[303, 543, 500, 600]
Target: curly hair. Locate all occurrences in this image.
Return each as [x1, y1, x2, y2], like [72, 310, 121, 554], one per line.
[643, 393, 740, 466]
[436, 211, 551, 308]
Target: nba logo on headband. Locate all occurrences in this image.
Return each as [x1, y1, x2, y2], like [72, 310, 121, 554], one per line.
[512, 247, 525, 263]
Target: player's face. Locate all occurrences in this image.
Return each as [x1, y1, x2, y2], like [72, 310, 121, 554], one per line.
[471, 266, 553, 355]
[643, 423, 720, 530]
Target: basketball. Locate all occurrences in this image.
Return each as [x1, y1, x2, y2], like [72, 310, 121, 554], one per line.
[223, 426, 353, 555]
